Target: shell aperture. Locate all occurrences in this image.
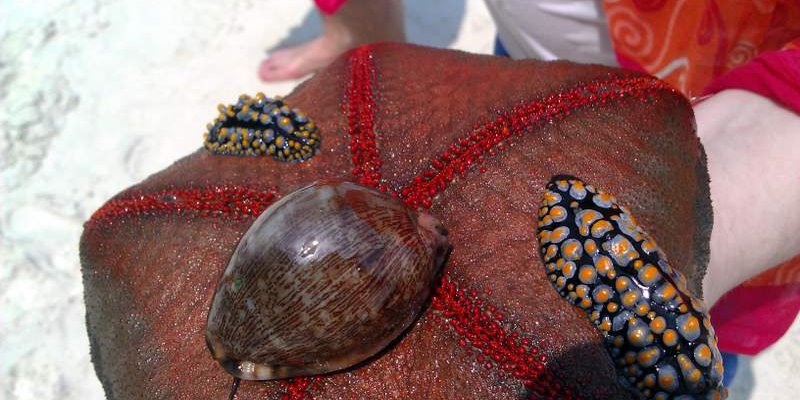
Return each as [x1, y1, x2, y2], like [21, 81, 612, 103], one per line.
[537, 175, 725, 399]
[206, 181, 451, 380]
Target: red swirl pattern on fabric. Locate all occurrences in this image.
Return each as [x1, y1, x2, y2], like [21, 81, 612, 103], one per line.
[602, 0, 800, 97]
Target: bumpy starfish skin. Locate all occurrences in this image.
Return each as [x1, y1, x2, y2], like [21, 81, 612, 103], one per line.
[81, 43, 711, 399]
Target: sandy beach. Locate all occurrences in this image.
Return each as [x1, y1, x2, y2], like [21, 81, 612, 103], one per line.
[1, 0, 797, 398]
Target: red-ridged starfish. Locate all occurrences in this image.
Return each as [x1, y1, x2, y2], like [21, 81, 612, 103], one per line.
[81, 43, 710, 399]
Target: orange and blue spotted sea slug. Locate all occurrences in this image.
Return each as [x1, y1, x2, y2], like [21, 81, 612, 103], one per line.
[203, 93, 320, 162]
[537, 175, 725, 399]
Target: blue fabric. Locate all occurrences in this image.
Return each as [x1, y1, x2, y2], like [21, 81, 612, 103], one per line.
[721, 351, 738, 386]
[494, 36, 510, 58]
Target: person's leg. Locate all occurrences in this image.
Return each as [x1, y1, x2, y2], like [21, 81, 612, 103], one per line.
[259, 0, 405, 82]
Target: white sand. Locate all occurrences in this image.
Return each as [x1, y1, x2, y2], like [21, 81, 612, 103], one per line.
[0, 0, 796, 398]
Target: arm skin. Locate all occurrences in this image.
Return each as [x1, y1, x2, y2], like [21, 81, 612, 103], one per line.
[696, 89, 800, 306]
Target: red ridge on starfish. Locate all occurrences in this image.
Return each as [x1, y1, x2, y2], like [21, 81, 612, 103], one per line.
[279, 377, 319, 400]
[432, 275, 581, 399]
[346, 46, 384, 190]
[86, 185, 278, 227]
[398, 76, 678, 209]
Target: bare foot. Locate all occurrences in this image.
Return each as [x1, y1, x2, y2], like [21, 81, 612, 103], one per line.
[258, 0, 405, 82]
[259, 34, 353, 81]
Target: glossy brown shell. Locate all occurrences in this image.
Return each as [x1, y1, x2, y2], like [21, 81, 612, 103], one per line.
[205, 181, 451, 380]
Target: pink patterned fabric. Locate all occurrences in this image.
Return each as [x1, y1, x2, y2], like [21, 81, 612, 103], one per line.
[702, 49, 800, 114]
[710, 256, 800, 355]
[314, 0, 348, 15]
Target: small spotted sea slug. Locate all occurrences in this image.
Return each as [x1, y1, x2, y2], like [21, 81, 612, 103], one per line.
[203, 93, 320, 162]
[537, 175, 725, 399]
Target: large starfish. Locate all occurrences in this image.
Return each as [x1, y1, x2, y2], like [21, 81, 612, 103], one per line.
[81, 43, 715, 399]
